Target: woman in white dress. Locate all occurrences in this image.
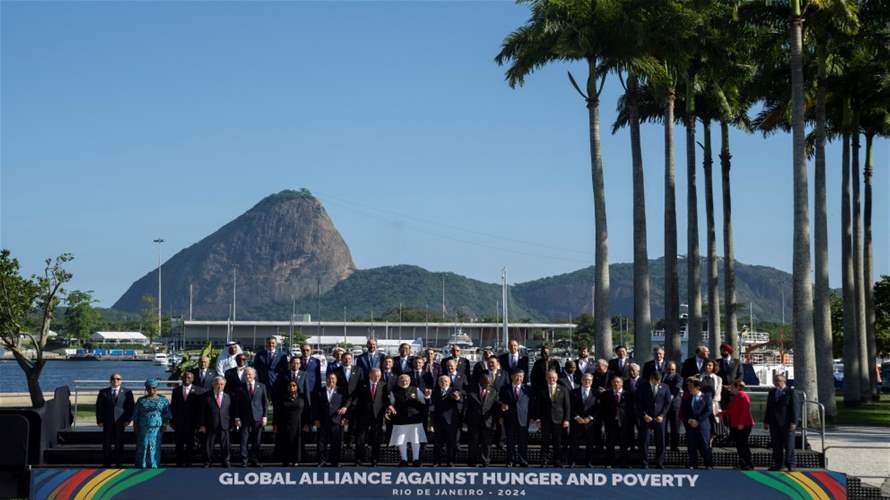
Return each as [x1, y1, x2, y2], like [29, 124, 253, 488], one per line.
[387, 374, 429, 466]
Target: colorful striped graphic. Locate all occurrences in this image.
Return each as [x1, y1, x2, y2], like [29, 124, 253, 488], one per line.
[31, 468, 167, 500]
[743, 470, 847, 500]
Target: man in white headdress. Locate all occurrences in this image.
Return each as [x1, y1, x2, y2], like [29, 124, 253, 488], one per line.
[216, 341, 243, 375]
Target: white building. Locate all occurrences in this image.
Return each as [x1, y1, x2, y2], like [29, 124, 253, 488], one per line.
[90, 331, 149, 345]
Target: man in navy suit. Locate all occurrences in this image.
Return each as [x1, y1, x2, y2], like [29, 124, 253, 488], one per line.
[641, 346, 667, 381]
[314, 373, 347, 466]
[570, 373, 598, 467]
[299, 343, 322, 394]
[429, 374, 464, 466]
[499, 370, 533, 467]
[440, 344, 472, 380]
[191, 356, 215, 390]
[356, 338, 386, 376]
[200, 376, 238, 467]
[498, 339, 529, 377]
[538, 370, 571, 467]
[635, 370, 672, 468]
[442, 359, 467, 392]
[252, 337, 288, 406]
[608, 345, 631, 380]
[95, 373, 134, 467]
[394, 343, 414, 375]
[763, 373, 800, 471]
[681, 378, 713, 469]
[171, 371, 205, 467]
[238, 368, 268, 467]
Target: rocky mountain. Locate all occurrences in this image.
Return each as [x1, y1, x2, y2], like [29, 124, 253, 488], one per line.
[112, 189, 356, 318]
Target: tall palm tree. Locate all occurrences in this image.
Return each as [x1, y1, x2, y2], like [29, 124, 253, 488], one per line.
[851, 125, 870, 401]
[496, 0, 621, 358]
[685, 76, 703, 356]
[840, 103, 861, 404]
[702, 117, 721, 356]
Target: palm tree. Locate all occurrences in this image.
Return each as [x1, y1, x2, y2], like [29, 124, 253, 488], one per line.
[685, 76, 703, 356]
[840, 100, 861, 404]
[496, 0, 621, 358]
[702, 116, 721, 357]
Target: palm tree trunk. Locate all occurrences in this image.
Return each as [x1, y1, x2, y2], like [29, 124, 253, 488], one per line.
[587, 60, 612, 358]
[685, 82, 702, 358]
[789, 10, 818, 405]
[841, 129, 861, 405]
[863, 133, 877, 401]
[813, 68, 837, 419]
[703, 120, 721, 358]
[628, 74, 652, 361]
[664, 86, 681, 363]
[851, 131, 869, 400]
[720, 121, 738, 356]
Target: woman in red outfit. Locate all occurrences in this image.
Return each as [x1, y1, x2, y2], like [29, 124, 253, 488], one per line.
[721, 380, 756, 469]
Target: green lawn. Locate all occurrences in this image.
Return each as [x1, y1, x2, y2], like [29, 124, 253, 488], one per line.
[835, 394, 890, 427]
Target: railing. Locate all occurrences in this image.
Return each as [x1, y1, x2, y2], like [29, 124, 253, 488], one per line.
[71, 379, 180, 429]
[802, 397, 826, 460]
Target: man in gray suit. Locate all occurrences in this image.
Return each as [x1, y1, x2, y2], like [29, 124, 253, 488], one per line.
[96, 373, 134, 467]
[238, 367, 268, 467]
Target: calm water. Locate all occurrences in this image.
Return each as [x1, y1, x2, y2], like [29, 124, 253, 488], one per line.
[0, 360, 170, 393]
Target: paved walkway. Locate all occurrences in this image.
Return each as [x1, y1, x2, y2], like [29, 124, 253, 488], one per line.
[814, 425, 890, 491]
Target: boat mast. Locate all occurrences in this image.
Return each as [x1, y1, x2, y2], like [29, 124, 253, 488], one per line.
[501, 267, 509, 352]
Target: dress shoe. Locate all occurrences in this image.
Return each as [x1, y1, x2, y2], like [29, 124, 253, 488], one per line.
[398, 460, 408, 467]
[203, 464, 211, 468]
[223, 462, 231, 468]
[412, 460, 421, 467]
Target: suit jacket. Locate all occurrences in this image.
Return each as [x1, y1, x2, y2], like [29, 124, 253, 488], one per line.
[356, 351, 386, 375]
[442, 371, 467, 392]
[96, 387, 135, 427]
[538, 384, 571, 424]
[558, 370, 581, 392]
[662, 372, 684, 408]
[201, 391, 236, 431]
[252, 349, 288, 391]
[381, 370, 399, 392]
[430, 387, 464, 427]
[599, 389, 632, 428]
[575, 357, 596, 375]
[408, 370, 433, 392]
[498, 352, 529, 377]
[355, 379, 390, 425]
[440, 356, 471, 380]
[171, 384, 205, 431]
[241, 382, 268, 422]
[641, 359, 667, 381]
[424, 363, 442, 384]
[764, 387, 800, 429]
[300, 356, 322, 393]
[680, 356, 707, 380]
[624, 376, 642, 418]
[393, 356, 415, 376]
[314, 387, 347, 427]
[464, 386, 499, 429]
[592, 370, 612, 394]
[333, 365, 364, 402]
[191, 368, 216, 390]
[499, 384, 534, 427]
[224, 366, 248, 393]
[471, 360, 489, 386]
[571, 386, 599, 420]
[476, 368, 508, 393]
[530, 358, 561, 391]
[635, 382, 672, 421]
[608, 358, 631, 379]
[680, 393, 713, 435]
[718, 357, 742, 386]
[278, 369, 311, 406]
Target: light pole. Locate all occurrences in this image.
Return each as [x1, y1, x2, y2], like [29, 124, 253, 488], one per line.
[153, 238, 165, 342]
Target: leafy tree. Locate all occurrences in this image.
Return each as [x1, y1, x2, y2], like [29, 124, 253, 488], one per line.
[141, 294, 159, 342]
[872, 275, 890, 357]
[0, 249, 73, 408]
[63, 289, 99, 343]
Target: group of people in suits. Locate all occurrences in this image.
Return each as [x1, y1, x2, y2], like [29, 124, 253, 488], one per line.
[97, 337, 802, 472]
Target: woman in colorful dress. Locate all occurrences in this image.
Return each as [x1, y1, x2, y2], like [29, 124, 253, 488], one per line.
[133, 378, 171, 468]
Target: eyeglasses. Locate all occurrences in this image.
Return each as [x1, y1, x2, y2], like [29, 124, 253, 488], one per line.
[111, 377, 122, 381]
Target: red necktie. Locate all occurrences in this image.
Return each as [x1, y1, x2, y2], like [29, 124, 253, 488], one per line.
[480, 388, 486, 400]
[249, 384, 255, 397]
[514, 386, 519, 400]
[371, 383, 377, 400]
[216, 393, 222, 407]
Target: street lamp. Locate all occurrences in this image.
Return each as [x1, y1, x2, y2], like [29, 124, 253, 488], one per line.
[153, 238, 165, 342]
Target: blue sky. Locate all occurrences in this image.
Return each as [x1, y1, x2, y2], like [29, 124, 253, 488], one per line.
[2, 1, 887, 308]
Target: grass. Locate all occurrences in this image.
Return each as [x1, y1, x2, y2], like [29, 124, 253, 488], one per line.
[834, 394, 890, 427]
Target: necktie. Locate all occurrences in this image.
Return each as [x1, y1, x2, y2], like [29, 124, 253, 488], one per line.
[583, 389, 589, 400]
[293, 371, 298, 381]
[480, 388, 486, 400]
[345, 368, 350, 381]
[371, 383, 377, 400]
[328, 389, 334, 402]
[113, 389, 118, 400]
[512, 355, 517, 368]
[514, 386, 519, 400]
[184, 387, 189, 400]
[550, 385, 556, 401]
[216, 393, 222, 407]
[249, 384, 255, 397]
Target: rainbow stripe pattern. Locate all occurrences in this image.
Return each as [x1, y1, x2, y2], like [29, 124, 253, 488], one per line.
[743, 470, 847, 499]
[31, 468, 166, 500]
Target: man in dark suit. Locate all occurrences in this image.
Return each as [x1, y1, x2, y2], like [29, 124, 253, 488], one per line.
[662, 361, 684, 451]
[599, 375, 634, 467]
[423, 349, 442, 384]
[575, 345, 595, 375]
[718, 343, 741, 408]
[635, 370, 672, 468]
[356, 338, 386, 376]
[530, 346, 561, 393]
[95, 373, 134, 467]
[200, 376, 238, 467]
[442, 358, 467, 392]
[408, 356, 434, 391]
[499, 370, 533, 467]
[252, 336, 288, 407]
[326, 348, 344, 378]
[590, 359, 611, 453]
[440, 345, 472, 380]
[471, 348, 495, 386]
[763, 373, 800, 471]
[681, 345, 711, 380]
[314, 373, 347, 466]
[641, 346, 667, 381]
[224, 353, 249, 394]
[354, 368, 389, 466]
[681, 378, 713, 469]
[465, 374, 499, 467]
[171, 371, 205, 467]
[570, 373, 598, 467]
[499, 339, 529, 377]
[538, 370, 570, 467]
[280, 356, 311, 401]
[559, 360, 581, 392]
[624, 363, 642, 454]
[381, 356, 399, 391]
[334, 352, 364, 401]
[608, 345, 631, 380]
[299, 343, 322, 394]
[238, 368, 268, 467]
[191, 356, 215, 390]
[394, 343, 414, 375]
[430, 374, 464, 466]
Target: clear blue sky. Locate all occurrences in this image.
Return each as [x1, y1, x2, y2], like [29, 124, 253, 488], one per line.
[2, 1, 887, 308]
